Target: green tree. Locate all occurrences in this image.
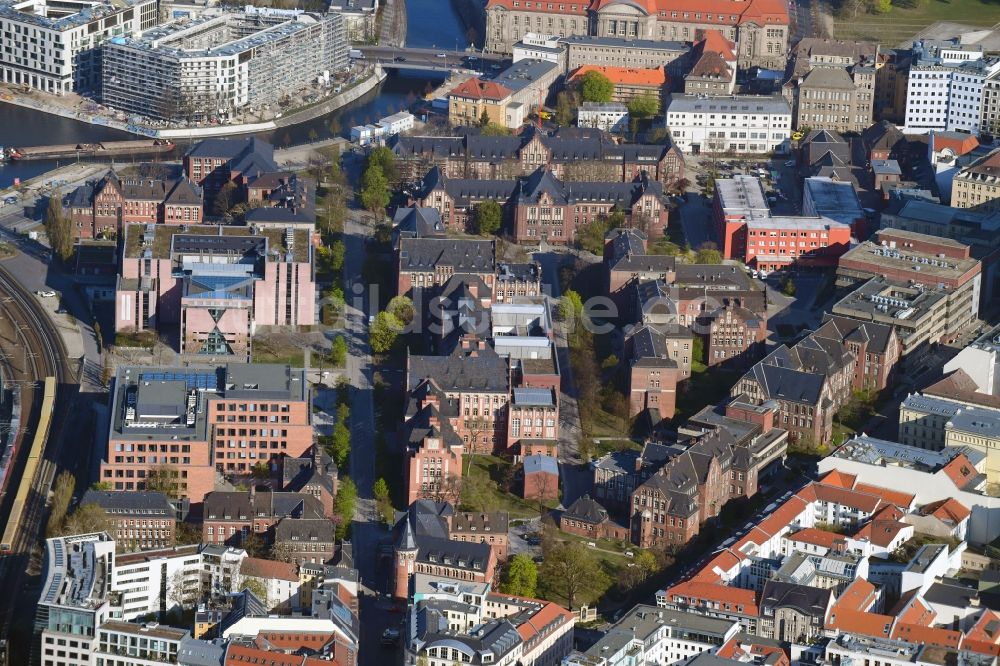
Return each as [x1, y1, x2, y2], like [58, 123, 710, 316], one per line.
[695, 242, 723, 264]
[366, 146, 398, 182]
[327, 240, 346, 274]
[480, 108, 492, 127]
[238, 577, 269, 607]
[174, 521, 201, 545]
[212, 181, 238, 217]
[576, 217, 609, 255]
[374, 477, 393, 524]
[360, 166, 390, 218]
[145, 464, 181, 500]
[242, 530, 267, 558]
[369, 311, 401, 354]
[308, 128, 319, 143]
[472, 199, 503, 235]
[691, 336, 705, 365]
[46, 471, 75, 538]
[330, 335, 347, 367]
[335, 477, 358, 540]
[45, 195, 74, 263]
[251, 461, 270, 479]
[480, 123, 512, 136]
[500, 553, 538, 597]
[330, 420, 351, 467]
[634, 549, 658, 577]
[875, 0, 892, 11]
[558, 290, 584, 323]
[539, 541, 606, 610]
[386, 295, 415, 326]
[579, 70, 614, 103]
[781, 276, 796, 296]
[628, 92, 661, 119]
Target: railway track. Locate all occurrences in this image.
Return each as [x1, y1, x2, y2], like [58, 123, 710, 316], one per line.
[0, 264, 70, 643]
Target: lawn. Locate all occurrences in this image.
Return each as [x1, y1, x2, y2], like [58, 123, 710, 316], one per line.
[540, 532, 629, 609]
[462, 455, 558, 519]
[114, 329, 158, 348]
[833, 0, 1000, 44]
[251, 337, 306, 366]
[594, 439, 643, 458]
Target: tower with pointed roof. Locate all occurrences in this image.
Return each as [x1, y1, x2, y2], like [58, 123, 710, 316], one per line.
[393, 517, 419, 599]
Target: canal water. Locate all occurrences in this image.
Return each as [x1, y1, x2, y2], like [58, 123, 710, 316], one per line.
[0, 0, 470, 188]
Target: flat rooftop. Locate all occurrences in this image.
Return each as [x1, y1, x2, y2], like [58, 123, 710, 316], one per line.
[108, 364, 307, 441]
[832, 278, 947, 326]
[667, 93, 791, 115]
[1, 0, 147, 30]
[839, 240, 980, 281]
[833, 433, 985, 470]
[124, 223, 310, 263]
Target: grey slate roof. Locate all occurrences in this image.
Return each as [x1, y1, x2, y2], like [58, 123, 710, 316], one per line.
[273, 517, 336, 543]
[202, 490, 325, 521]
[399, 237, 496, 274]
[800, 66, 856, 90]
[523, 454, 559, 475]
[392, 206, 445, 239]
[80, 490, 174, 516]
[562, 495, 609, 524]
[408, 345, 509, 393]
[760, 580, 832, 617]
[817, 314, 894, 354]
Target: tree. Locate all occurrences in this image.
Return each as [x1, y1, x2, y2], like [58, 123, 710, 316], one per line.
[330, 335, 347, 367]
[558, 290, 584, 324]
[386, 295, 415, 326]
[330, 420, 351, 467]
[251, 461, 270, 480]
[635, 549, 658, 577]
[62, 504, 112, 537]
[500, 554, 538, 597]
[269, 541, 295, 563]
[579, 70, 614, 103]
[366, 146, 398, 182]
[174, 521, 201, 546]
[472, 199, 503, 236]
[576, 217, 609, 255]
[242, 530, 267, 558]
[145, 464, 181, 500]
[781, 277, 796, 296]
[539, 541, 606, 610]
[335, 477, 358, 540]
[45, 195, 74, 263]
[554, 90, 579, 127]
[46, 471, 75, 538]
[691, 336, 705, 365]
[374, 477, 393, 524]
[212, 181, 238, 217]
[875, 0, 892, 12]
[359, 166, 390, 218]
[369, 311, 402, 354]
[480, 123, 512, 136]
[237, 576, 269, 607]
[480, 108, 492, 127]
[695, 242, 723, 264]
[308, 128, 319, 143]
[628, 93, 661, 120]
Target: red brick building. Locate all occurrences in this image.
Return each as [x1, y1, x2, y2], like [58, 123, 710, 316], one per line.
[560, 495, 629, 541]
[705, 302, 769, 369]
[523, 454, 560, 502]
[397, 237, 497, 297]
[624, 324, 692, 424]
[66, 170, 203, 239]
[389, 125, 684, 187]
[713, 175, 852, 271]
[183, 137, 278, 203]
[282, 446, 339, 519]
[813, 315, 900, 392]
[449, 511, 510, 562]
[201, 489, 326, 546]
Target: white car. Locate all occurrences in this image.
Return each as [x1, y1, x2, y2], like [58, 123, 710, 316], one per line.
[35, 290, 56, 298]
[436, 53, 448, 58]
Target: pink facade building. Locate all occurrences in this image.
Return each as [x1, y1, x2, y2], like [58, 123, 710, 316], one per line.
[115, 224, 315, 360]
[100, 363, 313, 504]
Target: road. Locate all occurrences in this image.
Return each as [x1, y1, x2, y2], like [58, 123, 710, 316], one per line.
[356, 45, 505, 73]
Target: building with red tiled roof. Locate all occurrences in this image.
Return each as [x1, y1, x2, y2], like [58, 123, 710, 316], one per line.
[570, 65, 668, 105]
[853, 483, 915, 510]
[893, 594, 936, 626]
[891, 622, 963, 648]
[819, 469, 857, 488]
[910, 497, 973, 540]
[659, 580, 760, 632]
[783, 528, 845, 555]
[238, 558, 302, 612]
[484, 0, 790, 72]
[812, 484, 883, 525]
[448, 78, 514, 128]
[940, 454, 985, 492]
[953, 146, 1000, 212]
[922, 497, 972, 524]
[963, 610, 1000, 657]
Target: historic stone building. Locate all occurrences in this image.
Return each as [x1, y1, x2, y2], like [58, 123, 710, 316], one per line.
[390, 126, 684, 187]
[484, 0, 789, 71]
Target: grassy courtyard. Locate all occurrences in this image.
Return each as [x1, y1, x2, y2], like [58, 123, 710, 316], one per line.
[833, 0, 1000, 44]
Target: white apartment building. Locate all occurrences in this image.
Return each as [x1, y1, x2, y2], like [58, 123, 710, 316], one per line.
[665, 93, 792, 155]
[101, 7, 348, 122]
[903, 39, 1000, 135]
[112, 545, 203, 621]
[512, 32, 565, 65]
[0, 0, 157, 93]
[565, 605, 740, 666]
[36, 533, 117, 666]
[577, 102, 629, 133]
[92, 621, 189, 666]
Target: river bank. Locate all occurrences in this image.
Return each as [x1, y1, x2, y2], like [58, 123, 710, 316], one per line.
[0, 66, 387, 141]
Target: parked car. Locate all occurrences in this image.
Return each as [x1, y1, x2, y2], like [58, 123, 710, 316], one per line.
[436, 53, 448, 58]
[3, 196, 16, 205]
[35, 290, 56, 298]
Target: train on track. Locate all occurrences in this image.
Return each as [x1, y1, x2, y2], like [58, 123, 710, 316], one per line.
[0, 376, 55, 553]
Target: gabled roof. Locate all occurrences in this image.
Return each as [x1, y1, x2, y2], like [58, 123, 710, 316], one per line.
[812, 484, 882, 513]
[818, 314, 894, 354]
[785, 527, 844, 550]
[449, 78, 513, 101]
[891, 622, 962, 648]
[698, 29, 736, 61]
[239, 557, 298, 582]
[667, 580, 759, 615]
[920, 497, 971, 525]
[398, 237, 496, 273]
[940, 452, 985, 490]
[853, 482, 914, 509]
[818, 469, 857, 488]
[760, 581, 832, 617]
[562, 495, 610, 524]
[689, 50, 732, 79]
